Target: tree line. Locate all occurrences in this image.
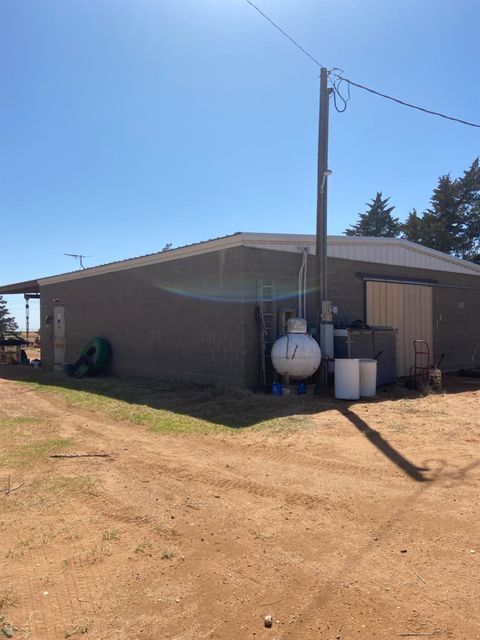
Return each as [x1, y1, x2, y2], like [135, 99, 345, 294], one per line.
[345, 158, 480, 263]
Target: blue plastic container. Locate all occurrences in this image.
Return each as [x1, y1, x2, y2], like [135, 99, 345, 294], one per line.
[272, 382, 282, 396]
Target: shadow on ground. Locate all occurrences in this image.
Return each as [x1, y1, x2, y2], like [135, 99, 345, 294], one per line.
[2, 366, 479, 484]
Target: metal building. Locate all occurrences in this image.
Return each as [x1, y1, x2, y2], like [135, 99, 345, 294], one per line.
[1, 233, 479, 387]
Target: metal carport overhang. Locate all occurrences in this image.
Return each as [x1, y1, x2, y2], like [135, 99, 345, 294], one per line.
[0, 279, 40, 295]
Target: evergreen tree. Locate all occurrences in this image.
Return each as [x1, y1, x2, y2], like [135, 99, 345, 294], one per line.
[345, 192, 400, 237]
[401, 208, 423, 243]
[0, 296, 19, 334]
[401, 158, 480, 260]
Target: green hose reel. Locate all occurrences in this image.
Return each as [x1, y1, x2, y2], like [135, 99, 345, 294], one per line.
[73, 337, 112, 377]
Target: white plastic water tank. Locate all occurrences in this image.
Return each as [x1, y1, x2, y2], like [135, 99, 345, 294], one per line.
[359, 358, 377, 397]
[334, 359, 360, 400]
[271, 319, 321, 380]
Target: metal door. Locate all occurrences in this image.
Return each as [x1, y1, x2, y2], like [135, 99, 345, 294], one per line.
[366, 282, 433, 377]
[53, 306, 65, 368]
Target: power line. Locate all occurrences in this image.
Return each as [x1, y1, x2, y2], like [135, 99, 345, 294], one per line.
[244, 0, 323, 67]
[332, 73, 480, 128]
[244, 0, 480, 129]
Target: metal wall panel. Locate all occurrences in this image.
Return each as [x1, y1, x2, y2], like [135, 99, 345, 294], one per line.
[366, 282, 433, 376]
[245, 241, 480, 274]
[325, 242, 479, 274]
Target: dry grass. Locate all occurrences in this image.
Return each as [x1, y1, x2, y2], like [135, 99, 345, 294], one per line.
[0, 417, 45, 429]
[0, 586, 17, 611]
[6, 371, 340, 433]
[0, 438, 73, 467]
[62, 544, 113, 568]
[64, 622, 90, 637]
[102, 528, 120, 541]
[0, 475, 98, 515]
[134, 540, 153, 555]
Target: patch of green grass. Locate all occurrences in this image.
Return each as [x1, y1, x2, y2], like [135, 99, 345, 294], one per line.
[146, 411, 223, 434]
[0, 417, 46, 429]
[46, 475, 97, 498]
[14, 378, 226, 434]
[161, 550, 175, 560]
[0, 438, 73, 467]
[0, 417, 53, 444]
[10, 375, 328, 433]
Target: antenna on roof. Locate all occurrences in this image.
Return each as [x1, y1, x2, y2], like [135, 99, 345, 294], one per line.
[64, 253, 90, 269]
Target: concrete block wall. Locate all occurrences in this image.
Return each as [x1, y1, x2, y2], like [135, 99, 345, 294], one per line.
[237, 247, 480, 386]
[40, 247, 251, 387]
[39, 244, 480, 388]
[433, 287, 480, 370]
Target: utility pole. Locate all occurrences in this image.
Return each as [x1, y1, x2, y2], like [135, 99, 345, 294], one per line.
[314, 66, 331, 346]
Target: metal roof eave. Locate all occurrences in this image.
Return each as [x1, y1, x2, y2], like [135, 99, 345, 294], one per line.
[0, 279, 40, 295]
[1, 232, 480, 291]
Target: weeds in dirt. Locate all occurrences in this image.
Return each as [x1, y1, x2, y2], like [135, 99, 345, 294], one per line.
[161, 550, 175, 560]
[388, 421, 408, 432]
[392, 402, 421, 415]
[0, 620, 15, 638]
[63, 544, 112, 568]
[1, 476, 98, 515]
[135, 540, 153, 555]
[20, 611, 34, 640]
[57, 526, 81, 543]
[152, 523, 179, 537]
[0, 586, 17, 610]
[64, 622, 89, 637]
[102, 528, 120, 541]
[5, 526, 57, 559]
[7, 536, 46, 559]
[38, 575, 55, 588]
[46, 475, 97, 499]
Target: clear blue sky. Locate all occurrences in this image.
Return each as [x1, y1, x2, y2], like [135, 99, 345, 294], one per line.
[1, 0, 479, 329]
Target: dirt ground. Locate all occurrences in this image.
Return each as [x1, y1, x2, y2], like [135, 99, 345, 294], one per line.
[0, 371, 479, 640]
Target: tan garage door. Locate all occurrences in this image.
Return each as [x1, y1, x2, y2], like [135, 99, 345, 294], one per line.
[366, 281, 433, 377]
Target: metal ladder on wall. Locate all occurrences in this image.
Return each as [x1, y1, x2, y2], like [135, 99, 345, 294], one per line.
[257, 280, 277, 388]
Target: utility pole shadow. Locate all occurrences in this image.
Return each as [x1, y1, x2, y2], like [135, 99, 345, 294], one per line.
[344, 409, 431, 482]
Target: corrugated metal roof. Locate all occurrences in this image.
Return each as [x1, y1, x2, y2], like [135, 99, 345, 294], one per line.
[0, 279, 40, 295]
[1, 232, 479, 293]
[242, 234, 480, 276]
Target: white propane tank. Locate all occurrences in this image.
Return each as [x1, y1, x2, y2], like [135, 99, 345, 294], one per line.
[271, 318, 321, 380]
